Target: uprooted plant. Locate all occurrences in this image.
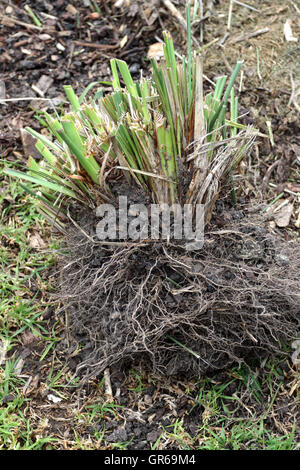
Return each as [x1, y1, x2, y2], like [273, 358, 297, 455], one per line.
[6, 7, 299, 381]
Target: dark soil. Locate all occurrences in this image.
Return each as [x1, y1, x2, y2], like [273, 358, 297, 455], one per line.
[59, 205, 299, 382]
[1, 0, 299, 451]
[0, 0, 169, 159]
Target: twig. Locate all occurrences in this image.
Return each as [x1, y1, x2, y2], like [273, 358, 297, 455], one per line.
[273, 198, 289, 214]
[261, 160, 280, 192]
[73, 40, 120, 50]
[31, 84, 44, 97]
[233, 0, 260, 12]
[269, 182, 300, 198]
[288, 73, 300, 112]
[260, 193, 283, 214]
[219, 32, 230, 45]
[256, 47, 262, 81]
[162, 0, 187, 32]
[199, 0, 203, 42]
[238, 70, 244, 92]
[24, 5, 42, 28]
[0, 97, 52, 102]
[205, 0, 215, 18]
[39, 12, 58, 20]
[197, 0, 214, 42]
[221, 51, 233, 73]
[196, 37, 220, 54]
[266, 120, 274, 147]
[230, 27, 269, 44]
[104, 368, 113, 400]
[163, 1, 200, 47]
[67, 42, 75, 69]
[228, 0, 260, 31]
[0, 14, 43, 30]
[289, 1, 300, 14]
[227, 0, 234, 31]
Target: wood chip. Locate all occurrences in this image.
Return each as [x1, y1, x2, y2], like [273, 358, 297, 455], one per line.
[275, 202, 294, 227]
[15, 357, 24, 376]
[56, 42, 65, 51]
[147, 42, 164, 60]
[21, 330, 39, 346]
[21, 48, 32, 55]
[0, 80, 6, 99]
[114, 0, 127, 7]
[295, 209, 300, 228]
[39, 33, 52, 41]
[291, 340, 300, 366]
[120, 34, 128, 49]
[35, 75, 54, 96]
[20, 128, 41, 159]
[23, 374, 40, 396]
[66, 4, 78, 15]
[284, 19, 298, 42]
[89, 12, 100, 20]
[47, 394, 62, 403]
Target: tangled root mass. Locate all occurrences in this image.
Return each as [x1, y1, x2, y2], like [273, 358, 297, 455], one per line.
[59, 211, 300, 382]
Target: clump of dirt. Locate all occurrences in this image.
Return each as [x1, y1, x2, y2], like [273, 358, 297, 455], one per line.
[58, 201, 300, 383]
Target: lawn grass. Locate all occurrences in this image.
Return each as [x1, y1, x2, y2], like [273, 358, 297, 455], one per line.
[0, 167, 299, 450]
[0, 164, 59, 449]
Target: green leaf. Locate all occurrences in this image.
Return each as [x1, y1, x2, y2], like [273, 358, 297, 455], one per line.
[26, 127, 61, 153]
[79, 82, 102, 103]
[63, 85, 80, 112]
[58, 120, 100, 184]
[4, 169, 80, 199]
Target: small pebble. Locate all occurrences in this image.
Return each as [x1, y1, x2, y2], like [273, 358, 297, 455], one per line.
[275, 254, 289, 266]
[129, 63, 140, 74]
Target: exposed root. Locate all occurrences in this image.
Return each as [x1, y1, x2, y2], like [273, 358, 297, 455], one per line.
[58, 212, 300, 382]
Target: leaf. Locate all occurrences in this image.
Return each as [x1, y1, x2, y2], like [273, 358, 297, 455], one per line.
[4, 169, 79, 199]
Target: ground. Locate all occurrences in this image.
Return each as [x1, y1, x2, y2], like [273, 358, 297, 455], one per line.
[0, 0, 299, 450]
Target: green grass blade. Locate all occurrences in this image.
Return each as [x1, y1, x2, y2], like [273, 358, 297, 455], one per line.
[63, 85, 80, 112]
[4, 169, 80, 199]
[35, 141, 57, 164]
[58, 120, 100, 183]
[110, 58, 121, 90]
[26, 127, 61, 153]
[208, 61, 243, 134]
[79, 82, 102, 104]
